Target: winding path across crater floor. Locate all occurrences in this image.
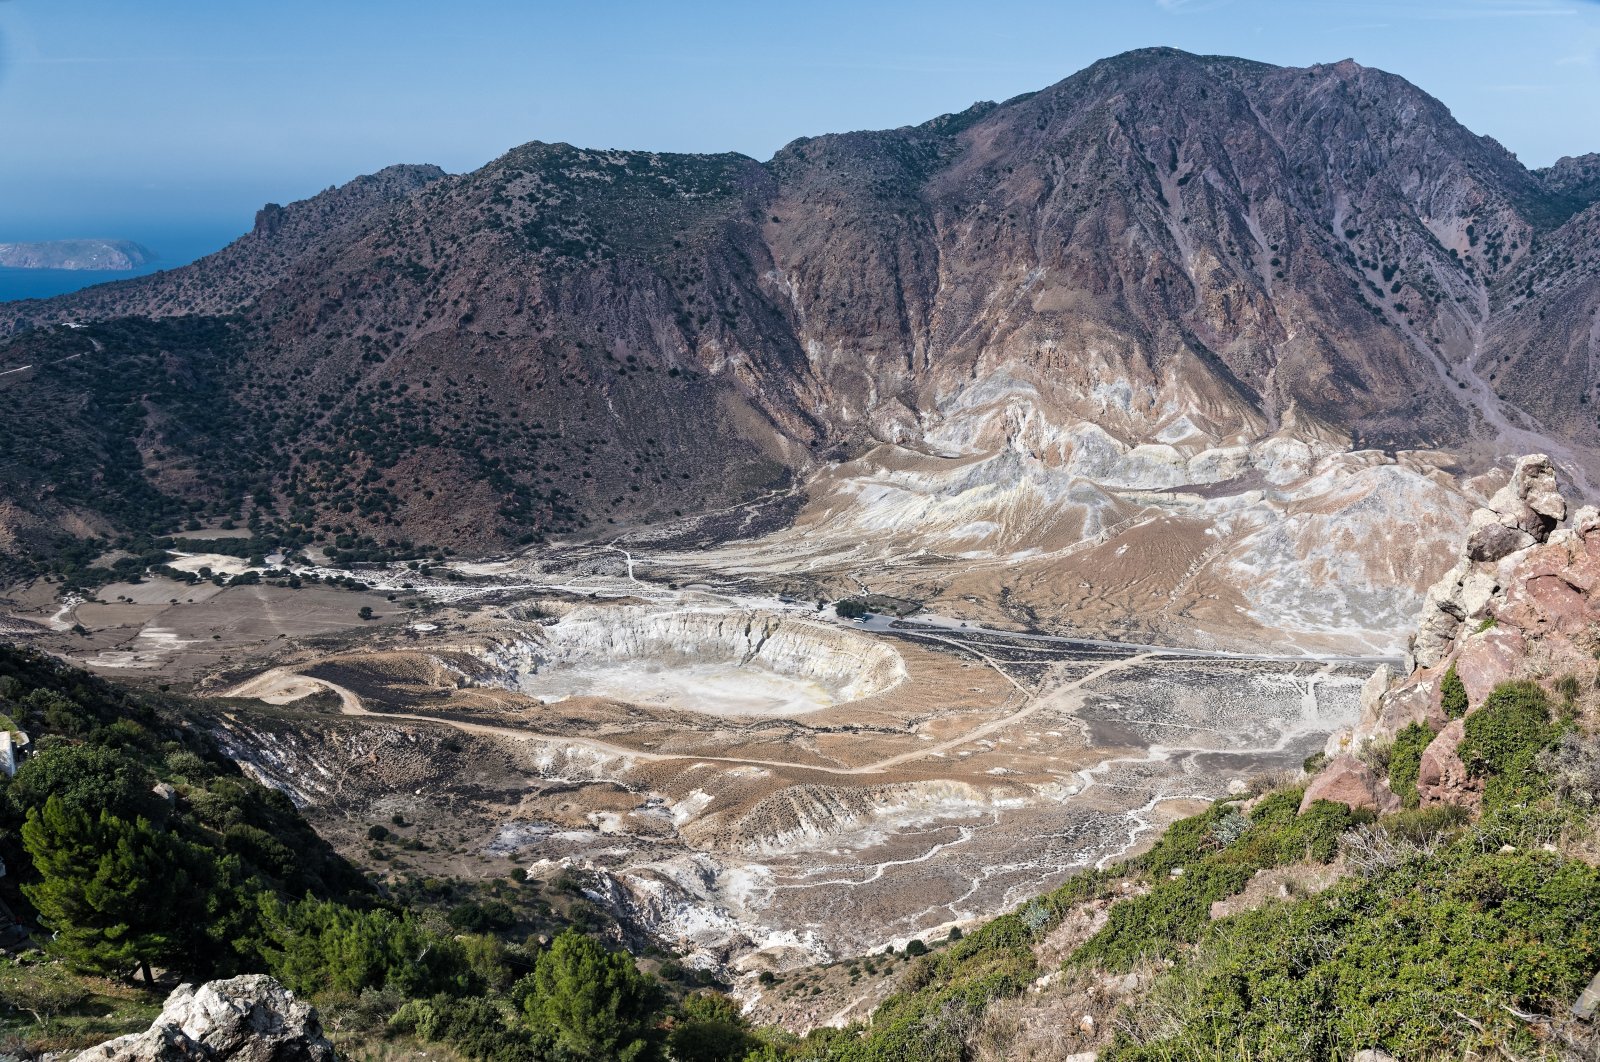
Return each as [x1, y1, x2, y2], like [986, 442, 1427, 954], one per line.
[220, 607, 1390, 778]
[217, 621, 1374, 966]
[223, 649, 1151, 777]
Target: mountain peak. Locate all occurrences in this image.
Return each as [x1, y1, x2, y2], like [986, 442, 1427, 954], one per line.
[4, 48, 1600, 580]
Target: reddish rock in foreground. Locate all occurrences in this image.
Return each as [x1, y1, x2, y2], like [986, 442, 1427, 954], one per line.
[1300, 755, 1401, 815]
[1416, 718, 1480, 808]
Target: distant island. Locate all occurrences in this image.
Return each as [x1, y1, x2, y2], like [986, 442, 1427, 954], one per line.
[0, 238, 156, 270]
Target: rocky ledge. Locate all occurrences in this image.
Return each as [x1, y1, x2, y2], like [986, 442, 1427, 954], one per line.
[65, 975, 334, 1062]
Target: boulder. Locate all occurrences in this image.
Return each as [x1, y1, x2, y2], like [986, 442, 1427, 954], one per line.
[1452, 627, 1528, 705]
[69, 975, 335, 1062]
[1411, 552, 1507, 670]
[1457, 569, 1499, 620]
[1466, 520, 1534, 563]
[1462, 455, 1565, 563]
[1358, 665, 1392, 721]
[1417, 718, 1480, 808]
[1300, 755, 1401, 815]
[1575, 969, 1600, 1021]
[1488, 454, 1565, 531]
[1574, 504, 1600, 539]
[1496, 535, 1600, 638]
[1329, 664, 1444, 758]
[1514, 454, 1566, 524]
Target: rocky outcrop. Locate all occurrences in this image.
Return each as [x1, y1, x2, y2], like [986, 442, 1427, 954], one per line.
[1300, 755, 1401, 815]
[69, 976, 334, 1062]
[1463, 454, 1565, 564]
[1416, 719, 1479, 807]
[1415, 456, 1563, 670]
[1315, 454, 1596, 812]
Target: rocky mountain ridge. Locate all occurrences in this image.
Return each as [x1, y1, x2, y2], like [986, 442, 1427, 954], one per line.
[4, 49, 1600, 646]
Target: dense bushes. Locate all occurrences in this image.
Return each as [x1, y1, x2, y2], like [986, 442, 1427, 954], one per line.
[520, 930, 664, 1060]
[1098, 679, 1599, 1060]
[1072, 791, 1369, 971]
[808, 792, 1372, 1060]
[259, 897, 479, 998]
[1103, 807, 1600, 1060]
[1460, 681, 1555, 776]
[0, 648, 374, 991]
[1459, 680, 1565, 807]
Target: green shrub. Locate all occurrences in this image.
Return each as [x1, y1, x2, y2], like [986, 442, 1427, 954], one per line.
[518, 929, 662, 1061]
[1441, 662, 1468, 719]
[1459, 681, 1554, 780]
[1102, 839, 1600, 1060]
[258, 897, 477, 998]
[669, 992, 761, 1062]
[1073, 861, 1255, 970]
[390, 995, 534, 1060]
[447, 900, 516, 933]
[1382, 803, 1468, 844]
[1386, 721, 1437, 809]
[1071, 793, 1369, 972]
[834, 598, 869, 620]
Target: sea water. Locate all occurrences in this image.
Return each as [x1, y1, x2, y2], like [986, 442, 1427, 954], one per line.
[0, 263, 167, 302]
[0, 227, 238, 303]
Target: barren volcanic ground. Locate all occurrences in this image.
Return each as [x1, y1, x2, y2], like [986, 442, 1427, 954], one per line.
[3, 526, 1384, 1000]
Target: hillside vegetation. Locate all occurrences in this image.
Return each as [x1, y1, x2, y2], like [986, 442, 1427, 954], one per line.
[1, 636, 1595, 1060]
[0, 645, 768, 1059]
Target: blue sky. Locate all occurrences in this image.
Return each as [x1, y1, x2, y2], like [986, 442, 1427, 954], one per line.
[2, 0, 1598, 257]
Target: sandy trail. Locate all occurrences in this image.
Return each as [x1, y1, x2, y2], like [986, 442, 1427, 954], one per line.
[864, 652, 1154, 773]
[0, 332, 103, 377]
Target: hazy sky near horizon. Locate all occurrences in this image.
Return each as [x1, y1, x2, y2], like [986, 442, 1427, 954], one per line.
[3, 0, 1599, 251]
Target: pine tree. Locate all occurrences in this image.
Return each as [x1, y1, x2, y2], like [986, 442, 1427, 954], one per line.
[21, 796, 195, 983]
[521, 929, 662, 1061]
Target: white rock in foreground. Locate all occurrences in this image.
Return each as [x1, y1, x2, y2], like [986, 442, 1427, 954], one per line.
[70, 975, 335, 1062]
